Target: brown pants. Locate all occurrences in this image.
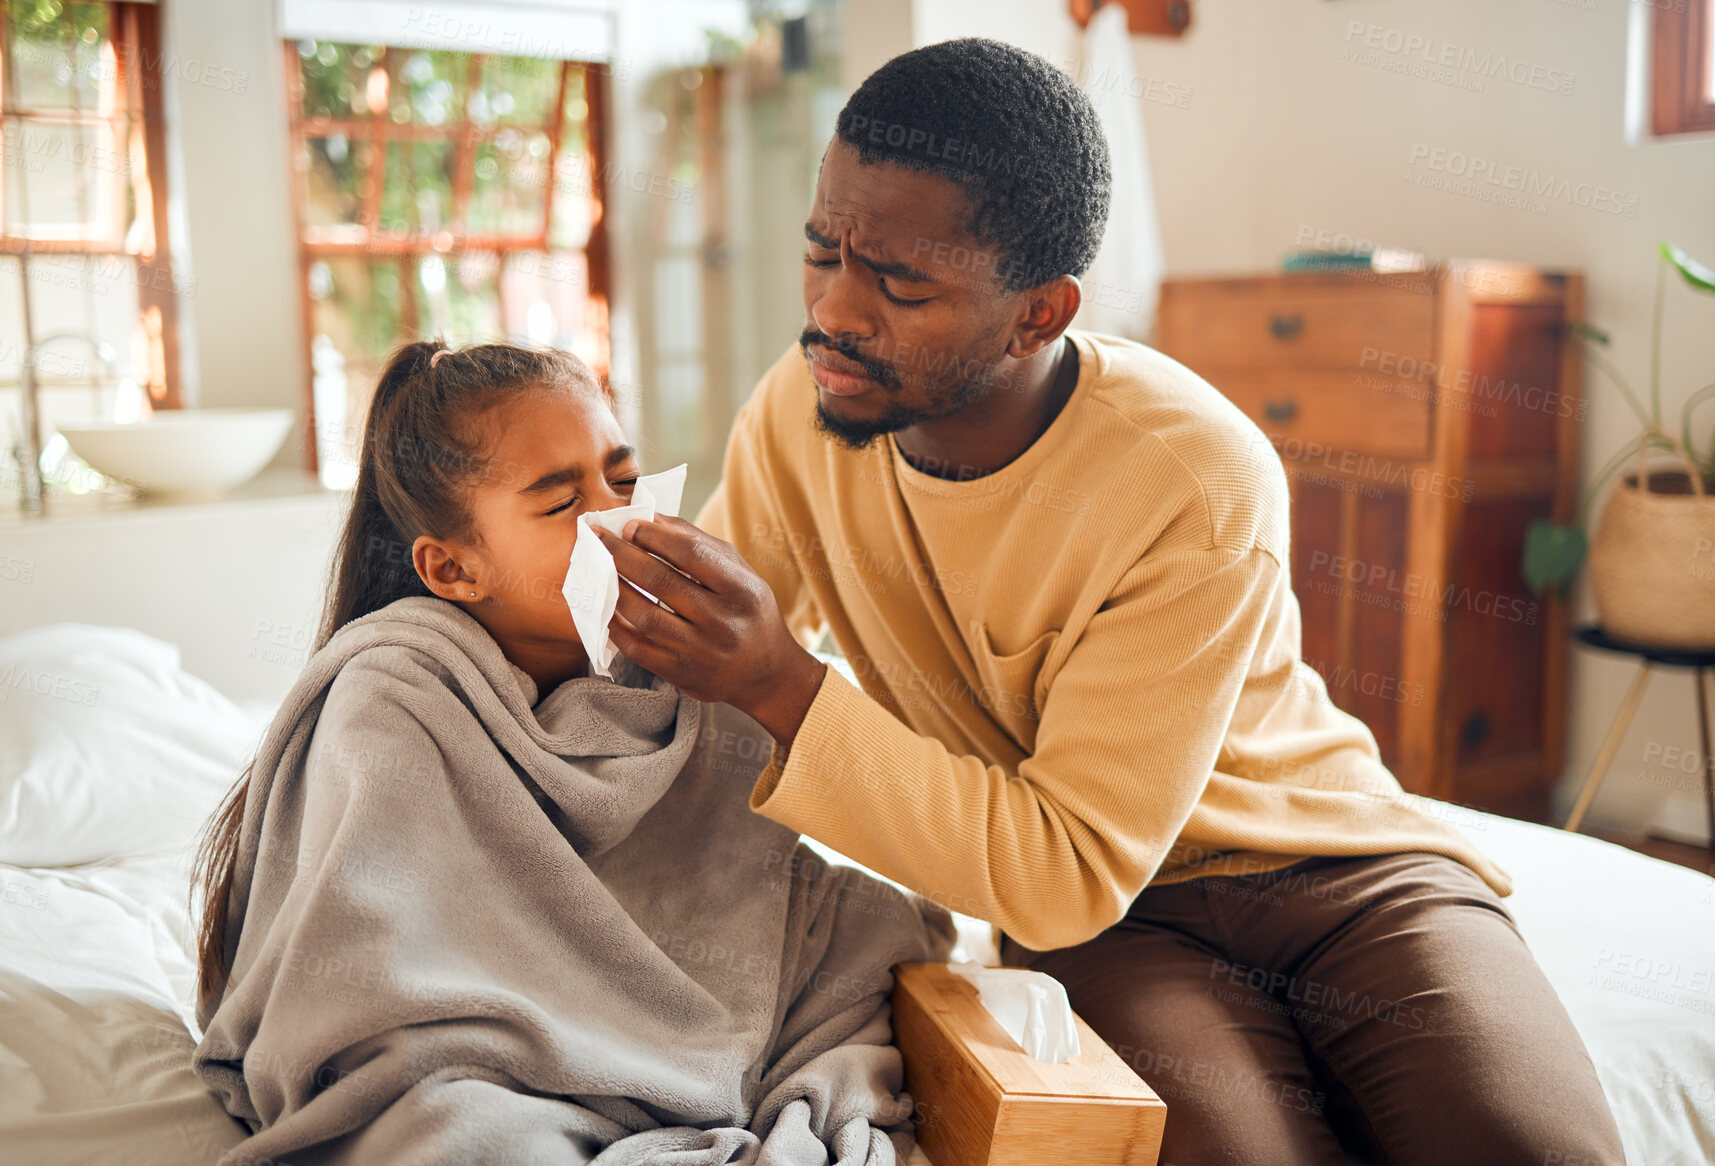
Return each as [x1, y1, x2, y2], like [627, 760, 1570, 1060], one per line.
[999, 851, 1626, 1166]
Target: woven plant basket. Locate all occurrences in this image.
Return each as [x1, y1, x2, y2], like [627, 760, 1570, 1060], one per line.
[1588, 469, 1715, 650]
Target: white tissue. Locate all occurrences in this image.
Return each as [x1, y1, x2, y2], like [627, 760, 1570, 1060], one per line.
[947, 960, 1082, 1064]
[561, 463, 688, 680]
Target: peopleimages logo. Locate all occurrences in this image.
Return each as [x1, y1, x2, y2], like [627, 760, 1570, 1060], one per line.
[842, 115, 1040, 180]
[1407, 143, 1639, 218]
[1265, 435, 1475, 502]
[1307, 550, 1539, 627]
[1341, 21, 1576, 96]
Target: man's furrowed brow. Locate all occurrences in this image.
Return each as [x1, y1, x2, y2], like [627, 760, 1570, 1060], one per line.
[858, 252, 937, 283]
[518, 443, 638, 495]
[803, 221, 937, 284]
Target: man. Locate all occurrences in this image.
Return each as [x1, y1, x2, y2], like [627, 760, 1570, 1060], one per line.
[592, 36, 1625, 1165]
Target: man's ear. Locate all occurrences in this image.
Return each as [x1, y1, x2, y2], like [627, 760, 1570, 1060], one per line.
[1006, 274, 1082, 361]
[412, 535, 482, 603]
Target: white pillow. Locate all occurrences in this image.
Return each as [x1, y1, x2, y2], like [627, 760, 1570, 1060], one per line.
[0, 624, 262, 866]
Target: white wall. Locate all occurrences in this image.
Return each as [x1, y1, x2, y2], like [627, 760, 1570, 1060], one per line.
[903, 0, 1715, 840]
[0, 475, 346, 703]
[162, 0, 304, 431]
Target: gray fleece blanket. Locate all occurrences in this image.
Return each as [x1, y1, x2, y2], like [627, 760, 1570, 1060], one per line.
[193, 596, 955, 1165]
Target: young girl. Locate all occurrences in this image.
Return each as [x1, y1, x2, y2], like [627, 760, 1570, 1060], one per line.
[191, 339, 953, 1166]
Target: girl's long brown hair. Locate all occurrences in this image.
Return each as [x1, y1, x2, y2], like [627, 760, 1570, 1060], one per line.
[192, 338, 611, 1009]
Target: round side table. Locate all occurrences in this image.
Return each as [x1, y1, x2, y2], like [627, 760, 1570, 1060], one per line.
[1565, 624, 1715, 847]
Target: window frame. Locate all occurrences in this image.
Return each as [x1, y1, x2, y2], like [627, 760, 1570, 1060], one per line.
[0, 1, 182, 406]
[1653, 0, 1715, 137]
[281, 43, 613, 475]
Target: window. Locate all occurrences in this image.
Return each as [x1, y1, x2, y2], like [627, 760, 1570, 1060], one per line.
[1653, 0, 1715, 136]
[284, 40, 612, 487]
[0, 0, 180, 482]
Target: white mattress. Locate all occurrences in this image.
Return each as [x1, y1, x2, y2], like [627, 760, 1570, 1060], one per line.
[2, 811, 1711, 1164]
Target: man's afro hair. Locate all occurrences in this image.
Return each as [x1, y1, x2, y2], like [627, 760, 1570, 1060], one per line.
[834, 37, 1111, 293]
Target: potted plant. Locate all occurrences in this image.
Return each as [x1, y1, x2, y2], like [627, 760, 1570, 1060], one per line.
[1523, 242, 1715, 649]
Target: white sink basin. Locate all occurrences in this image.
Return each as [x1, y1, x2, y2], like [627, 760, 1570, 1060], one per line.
[57, 407, 296, 501]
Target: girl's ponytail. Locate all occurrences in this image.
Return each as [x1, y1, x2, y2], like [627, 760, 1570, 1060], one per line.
[313, 339, 443, 650]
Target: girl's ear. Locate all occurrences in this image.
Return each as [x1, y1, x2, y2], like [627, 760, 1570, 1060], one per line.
[412, 535, 483, 603]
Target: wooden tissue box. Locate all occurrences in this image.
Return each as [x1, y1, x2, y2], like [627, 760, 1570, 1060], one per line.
[891, 962, 1165, 1166]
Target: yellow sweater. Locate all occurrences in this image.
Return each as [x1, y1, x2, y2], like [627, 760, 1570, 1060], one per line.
[695, 329, 1511, 952]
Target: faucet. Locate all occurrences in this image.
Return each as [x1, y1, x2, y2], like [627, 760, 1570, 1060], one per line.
[14, 332, 119, 515]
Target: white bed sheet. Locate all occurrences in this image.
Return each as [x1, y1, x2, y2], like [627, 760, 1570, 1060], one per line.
[1462, 812, 1715, 1165]
[0, 848, 247, 1164]
[3, 811, 1711, 1165]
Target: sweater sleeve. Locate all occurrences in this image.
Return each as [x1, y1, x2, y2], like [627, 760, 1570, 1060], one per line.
[747, 543, 1284, 952]
[693, 394, 825, 649]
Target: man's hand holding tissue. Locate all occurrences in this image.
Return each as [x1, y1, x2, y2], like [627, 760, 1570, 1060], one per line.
[593, 517, 827, 753]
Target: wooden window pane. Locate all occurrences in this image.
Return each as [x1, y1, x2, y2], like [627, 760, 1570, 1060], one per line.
[289, 48, 610, 477]
[415, 250, 499, 338]
[5, 1, 109, 111]
[1653, 0, 1715, 136]
[1705, 10, 1715, 102]
[5, 119, 126, 241]
[1, 0, 131, 248]
[300, 134, 370, 227]
[548, 160, 595, 251]
[0, 0, 179, 438]
[474, 55, 558, 127]
[379, 138, 455, 233]
[295, 39, 378, 121]
[306, 257, 407, 489]
[469, 132, 550, 236]
[561, 65, 590, 131]
[549, 72, 594, 251]
[307, 256, 403, 389]
[393, 48, 466, 126]
[501, 249, 589, 348]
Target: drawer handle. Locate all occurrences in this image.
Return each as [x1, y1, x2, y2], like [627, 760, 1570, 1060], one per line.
[1264, 399, 1298, 423]
[1268, 313, 1304, 340]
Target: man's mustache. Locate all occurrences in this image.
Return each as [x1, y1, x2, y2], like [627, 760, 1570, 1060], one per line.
[798, 330, 902, 390]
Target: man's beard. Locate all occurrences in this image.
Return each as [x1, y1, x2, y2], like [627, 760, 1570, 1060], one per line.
[801, 331, 1001, 452]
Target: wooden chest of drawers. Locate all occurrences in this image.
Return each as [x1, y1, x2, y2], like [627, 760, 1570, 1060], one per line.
[1155, 263, 1583, 820]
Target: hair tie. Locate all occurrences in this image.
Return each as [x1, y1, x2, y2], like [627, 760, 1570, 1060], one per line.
[429, 347, 454, 368]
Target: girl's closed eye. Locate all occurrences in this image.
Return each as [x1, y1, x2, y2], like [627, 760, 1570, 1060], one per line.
[545, 477, 639, 517]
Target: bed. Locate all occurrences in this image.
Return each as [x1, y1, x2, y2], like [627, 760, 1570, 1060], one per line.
[1, 621, 1712, 1165]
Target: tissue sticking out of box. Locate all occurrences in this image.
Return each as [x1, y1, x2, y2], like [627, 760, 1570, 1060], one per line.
[561, 463, 687, 680]
[947, 960, 1082, 1064]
